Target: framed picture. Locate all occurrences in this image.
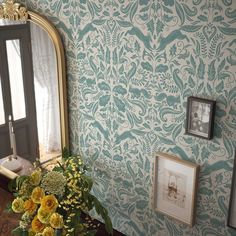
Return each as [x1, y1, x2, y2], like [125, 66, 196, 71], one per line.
[228, 151, 236, 229]
[153, 152, 199, 226]
[186, 96, 216, 140]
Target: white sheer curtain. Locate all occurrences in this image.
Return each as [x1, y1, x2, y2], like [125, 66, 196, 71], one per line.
[30, 22, 61, 154]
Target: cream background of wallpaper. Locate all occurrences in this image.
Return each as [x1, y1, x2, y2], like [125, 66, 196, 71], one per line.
[18, 0, 236, 235]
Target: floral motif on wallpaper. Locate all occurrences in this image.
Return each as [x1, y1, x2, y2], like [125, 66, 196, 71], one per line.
[23, 0, 236, 235]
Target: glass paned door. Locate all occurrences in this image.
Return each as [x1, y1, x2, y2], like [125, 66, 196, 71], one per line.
[0, 23, 38, 161]
[6, 39, 26, 120]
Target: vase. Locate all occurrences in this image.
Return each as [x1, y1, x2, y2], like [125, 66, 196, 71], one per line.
[21, 230, 28, 236]
[55, 229, 63, 236]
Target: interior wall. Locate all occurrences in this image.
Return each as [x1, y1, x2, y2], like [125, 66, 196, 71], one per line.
[22, 0, 236, 235]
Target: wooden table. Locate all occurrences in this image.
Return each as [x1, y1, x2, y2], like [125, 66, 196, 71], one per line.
[0, 188, 19, 236]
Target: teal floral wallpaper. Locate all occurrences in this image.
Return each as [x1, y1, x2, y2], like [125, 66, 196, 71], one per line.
[22, 0, 236, 235]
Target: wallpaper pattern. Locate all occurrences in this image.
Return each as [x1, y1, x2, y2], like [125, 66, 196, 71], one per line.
[22, 0, 236, 235]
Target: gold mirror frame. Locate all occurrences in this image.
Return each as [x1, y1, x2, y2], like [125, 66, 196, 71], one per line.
[0, 0, 69, 153]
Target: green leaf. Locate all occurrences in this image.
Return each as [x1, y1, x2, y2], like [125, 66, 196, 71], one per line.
[217, 59, 226, 74]
[113, 154, 123, 161]
[117, 20, 132, 27]
[16, 176, 29, 190]
[135, 187, 148, 196]
[119, 65, 124, 74]
[62, 147, 70, 160]
[144, 158, 150, 172]
[4, 203, 13, 213]
[213, 16, 224, 22]
[126, 62, 137, 78]
[175, 2, 185, 25]
[208, 60, 216, 81]
[11, 227, 23, 236]
[147, 19, 154, 34]
[127, 160, 135, 178]
[91, 195, 113, 235]
[136, 200, 148, 210]
[52, 166, 63, 173]
[99, 95, 110, 106]
[198, 82, 204, 92]
[218, 26, 236, 35]
[93, 19, 106, 25]
[82, 175, 93, 192]
[158, 135, 175, 145]
[197, 58, 205, 79]
[141, 62, 153, 72]
[190, 55, 196, 71]
[113, 48, 118, 64]
[172, 123, 182, 140]
[181, 25, 202, 32]
[198, 15, 208, 21]
[98, 82, 110, 91]
[207, 83, 213, 94]
[172, 69, 183, 90]
[89, 57, 97, 73]
[130, 1, 138, 22]
[114, 97, 126, 112]
[215, 81, 224, 93]
[8, 177, 17, 192]
[196, 40, 201, 55]
[182, 4, 197, 17]
[106, 47, 110, 64]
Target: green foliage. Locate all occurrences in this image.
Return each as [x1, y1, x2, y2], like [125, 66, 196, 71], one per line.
[4, 203, 13, 213]
[11, 227, 23, 236]
[60, 148, 113, 235]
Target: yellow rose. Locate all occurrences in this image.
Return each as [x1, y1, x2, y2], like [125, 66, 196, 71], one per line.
[32, 216, 45, 233]
[12, 198, 24, 213]
[24, 199, 37, 215]
[37, 207, 52, 224]
[42, 227, 54, 236]
[49, 213, 64, 229]
[30, 170, 42, 186]
[31, 187, 45, 204]
[40, 195, 58, 213]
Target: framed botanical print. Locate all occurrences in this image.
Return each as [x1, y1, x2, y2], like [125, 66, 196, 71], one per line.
[153, 152, 200, 226]
[186, 96, 216, 140]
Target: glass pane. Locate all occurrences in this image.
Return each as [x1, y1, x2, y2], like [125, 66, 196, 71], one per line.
[0, 77, 5, 125]
[6, 39, 26, 120]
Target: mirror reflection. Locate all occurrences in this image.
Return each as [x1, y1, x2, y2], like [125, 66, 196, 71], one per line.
[30, 22, 61, 162]
[0, 0, 68, 173]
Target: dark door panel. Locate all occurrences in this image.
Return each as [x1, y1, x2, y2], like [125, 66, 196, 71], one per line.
[0, 23, 38, 162]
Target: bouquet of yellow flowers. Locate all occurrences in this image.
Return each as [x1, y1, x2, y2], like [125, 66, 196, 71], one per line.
[7, 149, 112, 236]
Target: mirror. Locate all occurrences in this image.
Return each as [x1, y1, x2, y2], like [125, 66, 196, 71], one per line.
[0, 0, 69, 170]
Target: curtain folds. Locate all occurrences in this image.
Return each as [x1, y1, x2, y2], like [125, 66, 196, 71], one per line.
[30, 22, 61, 154]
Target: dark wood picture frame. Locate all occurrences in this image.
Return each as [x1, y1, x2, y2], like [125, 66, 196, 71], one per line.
[186, 96, 216, 140]
[228, 151, 236, 229]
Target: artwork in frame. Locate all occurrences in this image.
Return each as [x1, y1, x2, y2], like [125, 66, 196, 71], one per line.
[227, 151, 236, 229]
[153, 152, 200, 226]
[186, 96, 216, 140]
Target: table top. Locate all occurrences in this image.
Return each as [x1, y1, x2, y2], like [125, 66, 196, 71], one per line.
[0, 188, 19, 236]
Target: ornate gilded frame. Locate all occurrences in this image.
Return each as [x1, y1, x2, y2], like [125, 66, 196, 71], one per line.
[0, 0, 69, 151]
